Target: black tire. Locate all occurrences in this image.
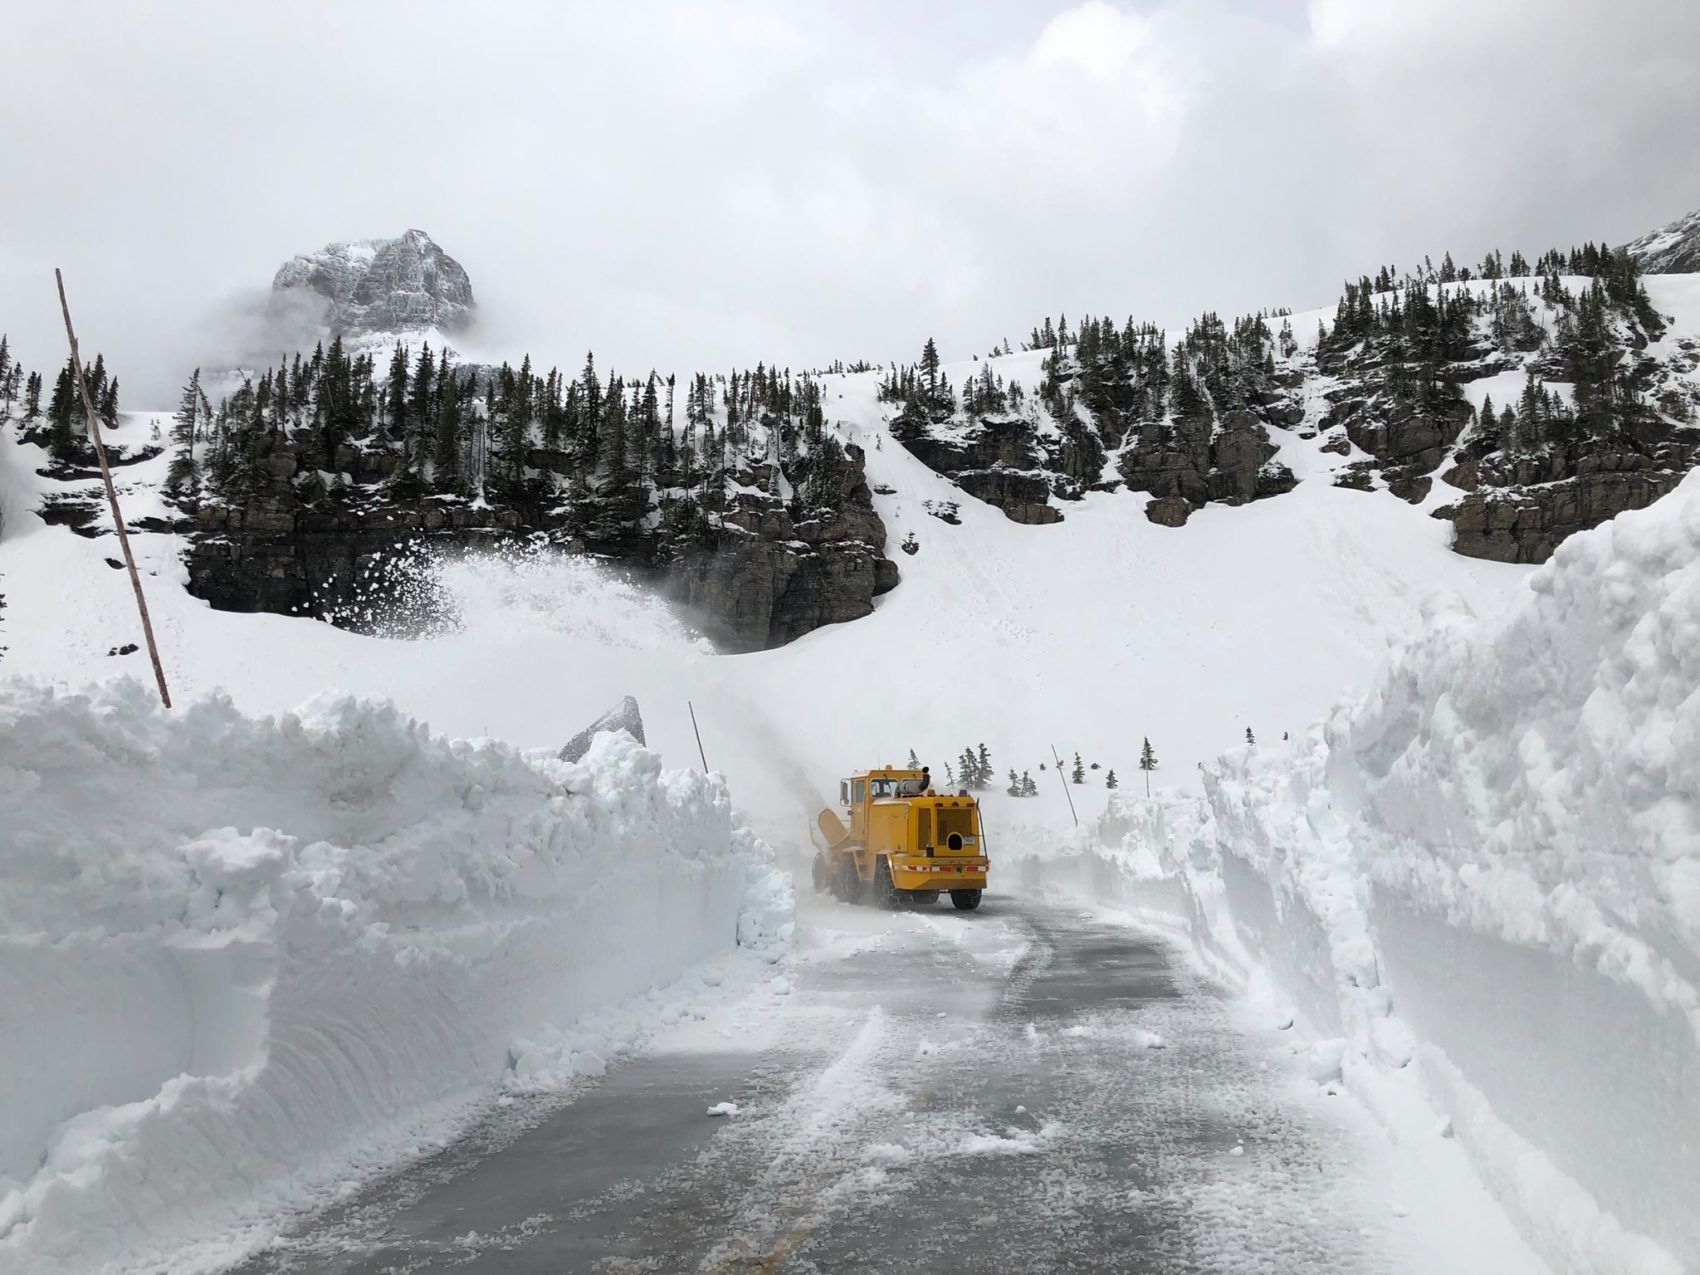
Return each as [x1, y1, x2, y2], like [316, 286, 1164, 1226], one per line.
[949, 889, 982, 911]
[831, 855, 860, 903]
[871, 857, 900, 909]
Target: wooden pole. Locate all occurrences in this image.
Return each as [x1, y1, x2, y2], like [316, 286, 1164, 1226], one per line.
[55, 269, 171, 708]
[688, 700, 709, 772]
[1051, 744, 1079, 827]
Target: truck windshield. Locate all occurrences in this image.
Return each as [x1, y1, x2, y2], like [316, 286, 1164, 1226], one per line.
[869, 779, 898, 798]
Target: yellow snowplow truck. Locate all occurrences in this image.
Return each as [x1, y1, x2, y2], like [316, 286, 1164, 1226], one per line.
[813, 767, 989, 911]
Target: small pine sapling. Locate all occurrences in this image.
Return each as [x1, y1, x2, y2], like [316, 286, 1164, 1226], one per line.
[1245, 727, 1256, 747]
[1071, 752, 1084, 784]
[1105, 769, 1118, 790]
[1139, 737, 1157, 796]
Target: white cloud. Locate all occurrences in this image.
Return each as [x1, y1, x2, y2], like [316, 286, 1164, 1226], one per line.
[2, 0, 1698, 403]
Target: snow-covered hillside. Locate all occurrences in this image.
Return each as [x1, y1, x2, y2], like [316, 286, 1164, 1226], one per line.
[3, 308, 1696, 1272]
[1016, 471, 1700, 1274]
[0, 346, 1533, 849]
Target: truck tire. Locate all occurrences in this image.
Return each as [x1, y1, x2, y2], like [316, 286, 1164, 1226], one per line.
[831, 855, 859, 903]
[949, 888, 982, 911]
[811, 852, 830, 894]
[872, 857, 900, 909]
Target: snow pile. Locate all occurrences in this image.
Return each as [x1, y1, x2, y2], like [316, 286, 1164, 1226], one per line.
[0, 679, 787, 1275]
[1034, 473, 1700, 1275]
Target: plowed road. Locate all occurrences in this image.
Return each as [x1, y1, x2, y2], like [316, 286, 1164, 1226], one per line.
[237, 897, 1543, 1274]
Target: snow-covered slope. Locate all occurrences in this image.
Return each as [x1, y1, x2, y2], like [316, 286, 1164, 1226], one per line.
[1018, 471, 1700, 1274]
[1626, 205, 1700, 275]
[0, 351, 1532, 851]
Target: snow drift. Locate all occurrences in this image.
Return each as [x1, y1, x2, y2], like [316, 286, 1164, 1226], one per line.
[0, 680, 788, 1275]
[1014, 471, 1700, 1274]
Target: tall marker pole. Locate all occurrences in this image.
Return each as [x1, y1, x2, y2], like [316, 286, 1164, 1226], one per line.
[55, 269, 171, 708]
[1050, 744, 1078, 827]
[688, 700, 709, 772]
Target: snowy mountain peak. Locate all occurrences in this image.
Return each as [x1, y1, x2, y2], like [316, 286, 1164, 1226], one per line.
[271, 228, 475, 340]
[1623, 205, 1700, 274]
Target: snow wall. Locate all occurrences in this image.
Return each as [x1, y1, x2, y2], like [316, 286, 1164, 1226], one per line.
[1009, 471, 1700, 1275]
[0, 681, 791, 1275]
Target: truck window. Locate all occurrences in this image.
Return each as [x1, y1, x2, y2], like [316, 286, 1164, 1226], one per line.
[870, 778, 897, 798]
[852, 779, 866, 804]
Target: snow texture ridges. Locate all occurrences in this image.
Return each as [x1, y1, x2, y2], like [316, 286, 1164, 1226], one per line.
[0, 680, 784, 1275]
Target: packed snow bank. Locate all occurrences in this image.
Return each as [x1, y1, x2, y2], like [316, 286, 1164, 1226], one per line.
[0, 679, 789, 1275]
[1018, 473, 1700, 1275]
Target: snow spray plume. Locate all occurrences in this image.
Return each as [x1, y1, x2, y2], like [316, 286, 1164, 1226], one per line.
[320, 539, 712, 652]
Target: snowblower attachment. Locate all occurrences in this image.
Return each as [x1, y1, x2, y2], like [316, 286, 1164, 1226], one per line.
[817, 807, 852, 850]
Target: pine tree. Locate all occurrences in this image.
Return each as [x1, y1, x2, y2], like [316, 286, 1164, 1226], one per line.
[1245, 727, 1255, 747]
[1139, 737, 1157, 796]
[166, 369, 203, 498]
[908, 749, 919, 768]
[1007, 768, 1022, 797]
[433, 380, 462, 489]
[47, 363, 76, 460]
[1021, 771, 1038, 797]
[977, 743, 991, 786]
[387, 343, 410, 440]
[1105, 769, 1118, 790]
[23, 371, 42, 422]
[1071, 752, 1084, 784]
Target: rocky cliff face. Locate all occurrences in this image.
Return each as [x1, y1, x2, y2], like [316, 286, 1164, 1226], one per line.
[272, 229, 475, 338]
[1625, 206, 1700, 275]
[185, 429, 895, 654]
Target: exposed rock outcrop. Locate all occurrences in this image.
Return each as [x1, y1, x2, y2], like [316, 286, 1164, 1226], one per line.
[1118, 408, 1295, 509]
[272, 229, 475, 338]
[1436, 470, 1688, 563]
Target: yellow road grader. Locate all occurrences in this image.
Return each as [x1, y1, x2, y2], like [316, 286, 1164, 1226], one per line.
[812, 767, 988, 910]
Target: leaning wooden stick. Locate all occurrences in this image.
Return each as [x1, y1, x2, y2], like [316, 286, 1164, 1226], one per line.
[55, 268, 172, 708]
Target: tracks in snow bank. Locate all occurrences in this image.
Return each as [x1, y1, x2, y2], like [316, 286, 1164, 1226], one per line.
[235, 900, 1539, 1274]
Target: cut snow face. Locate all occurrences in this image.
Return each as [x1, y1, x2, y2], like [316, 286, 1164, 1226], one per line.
[1038, 470, 1700, 1275]
[0, 680, 785, 1275]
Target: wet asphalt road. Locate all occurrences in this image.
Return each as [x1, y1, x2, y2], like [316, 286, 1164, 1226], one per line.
[236, 899, 1408, 1274]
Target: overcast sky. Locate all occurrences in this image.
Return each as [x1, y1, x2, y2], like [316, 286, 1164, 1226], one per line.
[5, 0, 1700, 404]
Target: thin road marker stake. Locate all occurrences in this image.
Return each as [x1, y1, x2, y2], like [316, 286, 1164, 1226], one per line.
[56, 269, 171, 708]
[689, 700, 709, 772]
[1051, 743, 1078, 827]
